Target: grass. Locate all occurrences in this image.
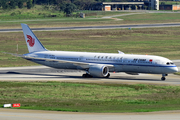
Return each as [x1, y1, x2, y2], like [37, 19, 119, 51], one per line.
[0, 5, 129, 28]
[1, 27, 180, 67]
[0, 81, 180, 112]
[116, 13, 180, 23]
[174, 72, 180, 75]
[159, 1, 180, 5]
[0, 6, 128, 20]
[1, 10, 180, 28]
[0, 5, 63, 20]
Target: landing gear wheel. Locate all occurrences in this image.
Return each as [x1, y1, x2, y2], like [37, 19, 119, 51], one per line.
[106, 73, 110, 78]
[161, 77, 166, 81]
[82, 74, 87, 78]
[161, 74, 168, 81]
[82, 74, 92, 78]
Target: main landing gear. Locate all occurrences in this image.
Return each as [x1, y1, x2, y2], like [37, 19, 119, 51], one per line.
[82, 73, 93, 78]
[161, 74, 168, 81]
[82, 73, 110, 78]
[106, 73, 110, 78]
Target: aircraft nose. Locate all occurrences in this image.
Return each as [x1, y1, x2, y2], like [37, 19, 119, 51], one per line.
[163, 66, 178, 73]
[170, 67, 178, 73]
[174, 67, 179, 72]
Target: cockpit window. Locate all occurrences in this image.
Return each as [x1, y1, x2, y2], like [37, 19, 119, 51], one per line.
[166, 62, 174, 65]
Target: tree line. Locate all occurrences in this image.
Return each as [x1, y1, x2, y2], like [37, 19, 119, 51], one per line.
[0, 0, 129, 15]
[0, 0, 130, 10]
[0, 0, 34, 9]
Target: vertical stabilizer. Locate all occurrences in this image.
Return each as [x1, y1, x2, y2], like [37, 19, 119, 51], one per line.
[21, 23, 47, 53]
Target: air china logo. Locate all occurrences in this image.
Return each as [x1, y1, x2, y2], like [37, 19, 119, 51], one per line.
[27, 35, 35, 47]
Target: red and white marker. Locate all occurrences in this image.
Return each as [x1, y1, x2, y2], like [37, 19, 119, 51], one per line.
[12, 103, 21, 108]
[3, 104, 12, 108]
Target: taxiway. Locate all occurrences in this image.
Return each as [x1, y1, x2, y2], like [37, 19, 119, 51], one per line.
[1, 23, 180, 32]
[1, 108, 180, 120]
[0, 62, 179, 85]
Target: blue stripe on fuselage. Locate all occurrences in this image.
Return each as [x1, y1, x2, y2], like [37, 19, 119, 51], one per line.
[25, 58, 177, 68]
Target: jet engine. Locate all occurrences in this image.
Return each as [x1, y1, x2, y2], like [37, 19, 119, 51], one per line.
[89, 65, 109, 77]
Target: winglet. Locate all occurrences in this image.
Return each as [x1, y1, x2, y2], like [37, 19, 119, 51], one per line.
[21, 23, 47, 53]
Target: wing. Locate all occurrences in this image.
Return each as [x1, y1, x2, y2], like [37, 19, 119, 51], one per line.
[23, 55, 114, 69]
[3, 52, 114, 69]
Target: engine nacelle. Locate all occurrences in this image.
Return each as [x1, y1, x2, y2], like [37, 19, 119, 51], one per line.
[89, 65, 109, 77]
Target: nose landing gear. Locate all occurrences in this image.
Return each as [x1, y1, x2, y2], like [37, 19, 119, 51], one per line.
[161, 74, 168, 81]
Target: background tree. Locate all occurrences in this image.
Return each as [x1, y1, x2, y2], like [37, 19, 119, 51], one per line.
[36, 0, 57, 5]
[64, 3, 77, 16]
[27, 0, 33, 9]
[18, 0, 23, 8]
[2, 1, 8, 10]
[59, 2, 66, 11]
[73, 0, 96, 10]
[9, 0, 16, 9]
[56, 0, 71, 4]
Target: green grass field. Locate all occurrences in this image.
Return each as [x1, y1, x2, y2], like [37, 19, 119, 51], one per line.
[159, 1, 180, 5]
[0, 6, 127, 20]
[175, 72, 180, 75]
[1, 9, 180, 67]
[1, 8, 180, 28]
[116, 13, 180, 23]
[0, 6, 128, 28]
[1, 82, 180, 112]
[1, 27, 180, 67]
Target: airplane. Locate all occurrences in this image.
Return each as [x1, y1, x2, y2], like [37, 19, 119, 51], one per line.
[13, 23, 179, 80]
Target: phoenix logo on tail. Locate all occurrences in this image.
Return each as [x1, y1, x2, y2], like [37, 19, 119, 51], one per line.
[27, 35, 35, 47]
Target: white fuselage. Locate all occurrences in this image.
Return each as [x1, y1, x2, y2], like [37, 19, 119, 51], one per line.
[24, 51, 178, 74]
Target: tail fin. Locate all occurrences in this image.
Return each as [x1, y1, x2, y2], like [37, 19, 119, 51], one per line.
[21, 23, 47, 53]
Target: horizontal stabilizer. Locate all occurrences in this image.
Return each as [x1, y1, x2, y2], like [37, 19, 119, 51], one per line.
[3, 52, 24, 57]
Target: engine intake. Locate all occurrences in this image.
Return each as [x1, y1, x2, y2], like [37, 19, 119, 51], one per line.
[89, 65, 109, 77]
